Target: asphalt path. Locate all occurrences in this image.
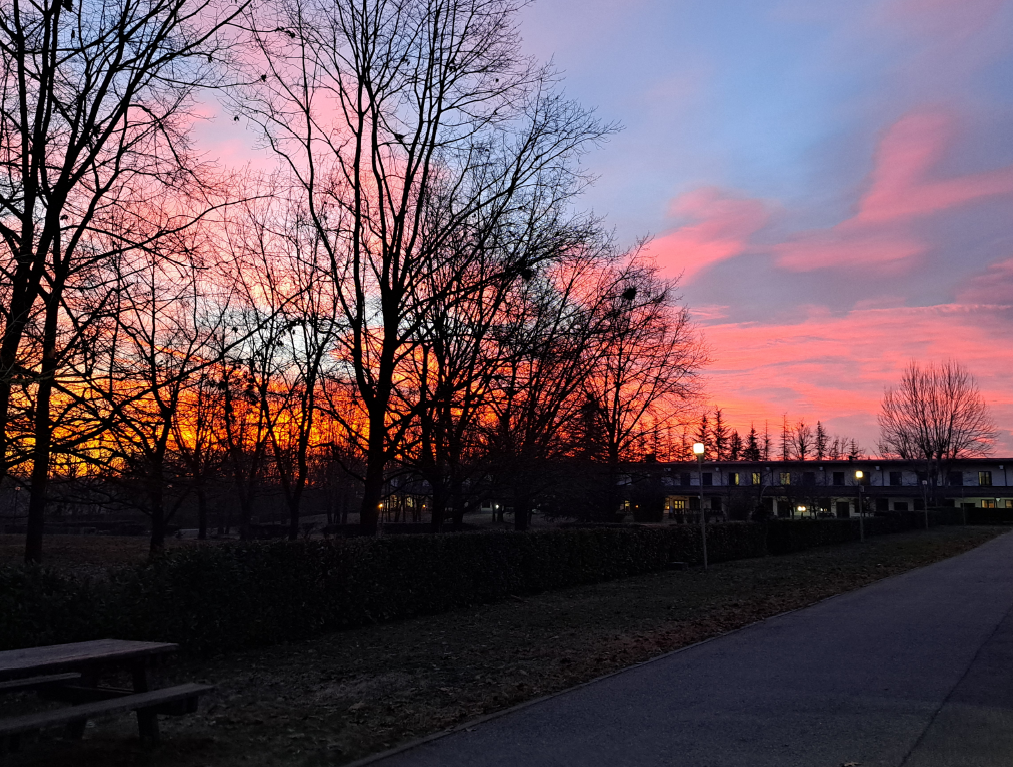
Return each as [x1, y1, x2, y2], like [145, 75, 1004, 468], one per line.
[361, 530, 1013, 767]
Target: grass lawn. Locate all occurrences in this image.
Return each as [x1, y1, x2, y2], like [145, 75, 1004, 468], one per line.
[4, 525, 1007, 766]
[0, 534, 222, 576]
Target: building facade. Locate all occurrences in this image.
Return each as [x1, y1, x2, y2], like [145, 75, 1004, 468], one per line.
[636, 458, 1013, 519]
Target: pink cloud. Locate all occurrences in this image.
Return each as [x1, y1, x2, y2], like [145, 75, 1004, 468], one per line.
[775, 110, 1013, 272]
[698, 302, 1013, 452]
[956, 257, 1013, 305]
[857, 112, 1013, 223]
[650, 110, 1013, 279]
[646, 187, 769, 281]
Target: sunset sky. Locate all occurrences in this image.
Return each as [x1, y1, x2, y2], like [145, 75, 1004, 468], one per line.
[203, 0, 1013, 453]
[513, 0, 1013, 453]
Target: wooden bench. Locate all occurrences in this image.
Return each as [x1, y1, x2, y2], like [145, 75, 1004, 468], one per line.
[0, 673, 80, 694]
[0, 640, 212, 754]
[0, 682, 213, 753]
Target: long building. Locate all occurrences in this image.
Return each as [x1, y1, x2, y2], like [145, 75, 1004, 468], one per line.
[633, 458, 1013, 519]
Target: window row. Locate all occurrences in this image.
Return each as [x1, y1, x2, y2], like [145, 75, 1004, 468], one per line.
[674, 470, 999, 487]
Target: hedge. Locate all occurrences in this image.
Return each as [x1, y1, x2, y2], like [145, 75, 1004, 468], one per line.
[0, 513, 950, 655]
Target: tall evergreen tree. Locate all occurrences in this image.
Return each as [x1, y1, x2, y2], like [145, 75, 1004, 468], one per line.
[815, 421, 829, 461]
[694, 413, 709, 457]
[745, 425, 761, 461]
[712, 408, 729, 460]
[728, 429, 743, 461]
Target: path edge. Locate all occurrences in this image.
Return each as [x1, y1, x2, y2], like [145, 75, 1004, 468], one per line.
[344, 529, 1010, 767]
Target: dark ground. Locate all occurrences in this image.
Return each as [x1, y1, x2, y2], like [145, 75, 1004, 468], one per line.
[1, 525, 1006, 766]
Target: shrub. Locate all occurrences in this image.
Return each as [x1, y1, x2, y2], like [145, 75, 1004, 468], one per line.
[0, 513, 953, 655]
[0, 525, 767, 654]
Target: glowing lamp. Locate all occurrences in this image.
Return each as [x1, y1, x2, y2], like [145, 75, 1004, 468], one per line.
[692, 443, 705, 456]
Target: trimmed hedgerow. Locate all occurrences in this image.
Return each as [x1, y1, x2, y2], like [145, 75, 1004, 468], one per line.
[764, 511, 950, 555]
[0, 566, 116, 650]
[0, 525, 765, 654]
[0, 513, 957, 655]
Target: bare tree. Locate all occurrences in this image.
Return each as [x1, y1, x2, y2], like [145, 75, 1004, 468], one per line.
[581, 255, 703, 468]
[879, 360, 997, 501]
[0, 0, 246, 561]
[243, 0, 612, 534]
[404, 208, 584, 531]
[482, 244, 610, 529]
[86, 239, 235, 554]
[172, 367, 227, 541]
[793, 418, 813, 461]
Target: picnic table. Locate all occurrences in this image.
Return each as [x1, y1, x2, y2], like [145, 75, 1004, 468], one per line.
[0, 639, 213, 753]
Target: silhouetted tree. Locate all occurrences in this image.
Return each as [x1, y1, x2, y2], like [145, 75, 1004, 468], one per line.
[815, 421, 828, 461]
[244, 0, 612, 534]
[793, 418, 813, 461]
[728, 430, 742, 461]
[744, 425, 761, 462]
[0, 0, 246, 561]
[712, 408, 730, 460]
[879, 361, 996, 501]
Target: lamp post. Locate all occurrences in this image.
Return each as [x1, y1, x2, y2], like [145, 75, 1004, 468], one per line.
[693, 442, 707, 570]
[921, 479, 929, 529]
[855, 470, 865, 541]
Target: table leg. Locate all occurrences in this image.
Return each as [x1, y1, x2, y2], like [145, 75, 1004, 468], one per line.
[66, 666, 101, 740]
[132, 661, 159, 743]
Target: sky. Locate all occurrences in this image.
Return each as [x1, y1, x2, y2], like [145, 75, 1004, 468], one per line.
[197, 0, 1013, 454]
[516, 0, 1013, 453]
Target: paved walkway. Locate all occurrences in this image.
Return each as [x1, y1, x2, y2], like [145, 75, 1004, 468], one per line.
[364, 531, 1013, 767]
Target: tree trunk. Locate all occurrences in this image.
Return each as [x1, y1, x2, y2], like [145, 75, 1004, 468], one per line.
[239, 498, 253, 540]
[196, 486, 208, 541]
[429, 480, 447, 533]
[513, 488, 531, 531]
[359, 419, 386, 535]
[450, 482, 465, 530]
[149, 485, 166, 556]
[23, 303, 59, 564]
[24, 373, 52, 563]
[287, 489, 302, 541]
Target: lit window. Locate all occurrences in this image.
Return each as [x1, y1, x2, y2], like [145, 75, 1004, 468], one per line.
[979, 471, 993, 487]
[751, 472, 761, 485]
[982, 499, 997, 509]
[730, 472, 740, 486]
[779, 472, 791, 485]
[669, 498, 687, 510]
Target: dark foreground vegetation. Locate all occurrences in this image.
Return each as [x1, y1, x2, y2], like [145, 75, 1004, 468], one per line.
[2, 525, 1004, 767]
[0, 511, 969, 655]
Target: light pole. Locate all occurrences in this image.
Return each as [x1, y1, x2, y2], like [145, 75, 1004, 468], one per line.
[855, 470, 865, 542]
[694, 442, 707, 570]
[921, 479, 929, 529]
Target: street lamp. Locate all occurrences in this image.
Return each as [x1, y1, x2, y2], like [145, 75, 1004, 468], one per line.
[855, 470, 864, 541]
[921, 479, 929, 529]
[693, 442, 707, 571]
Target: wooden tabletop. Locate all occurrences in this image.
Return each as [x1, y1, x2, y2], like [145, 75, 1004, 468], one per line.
[0, 639, 178, 680]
